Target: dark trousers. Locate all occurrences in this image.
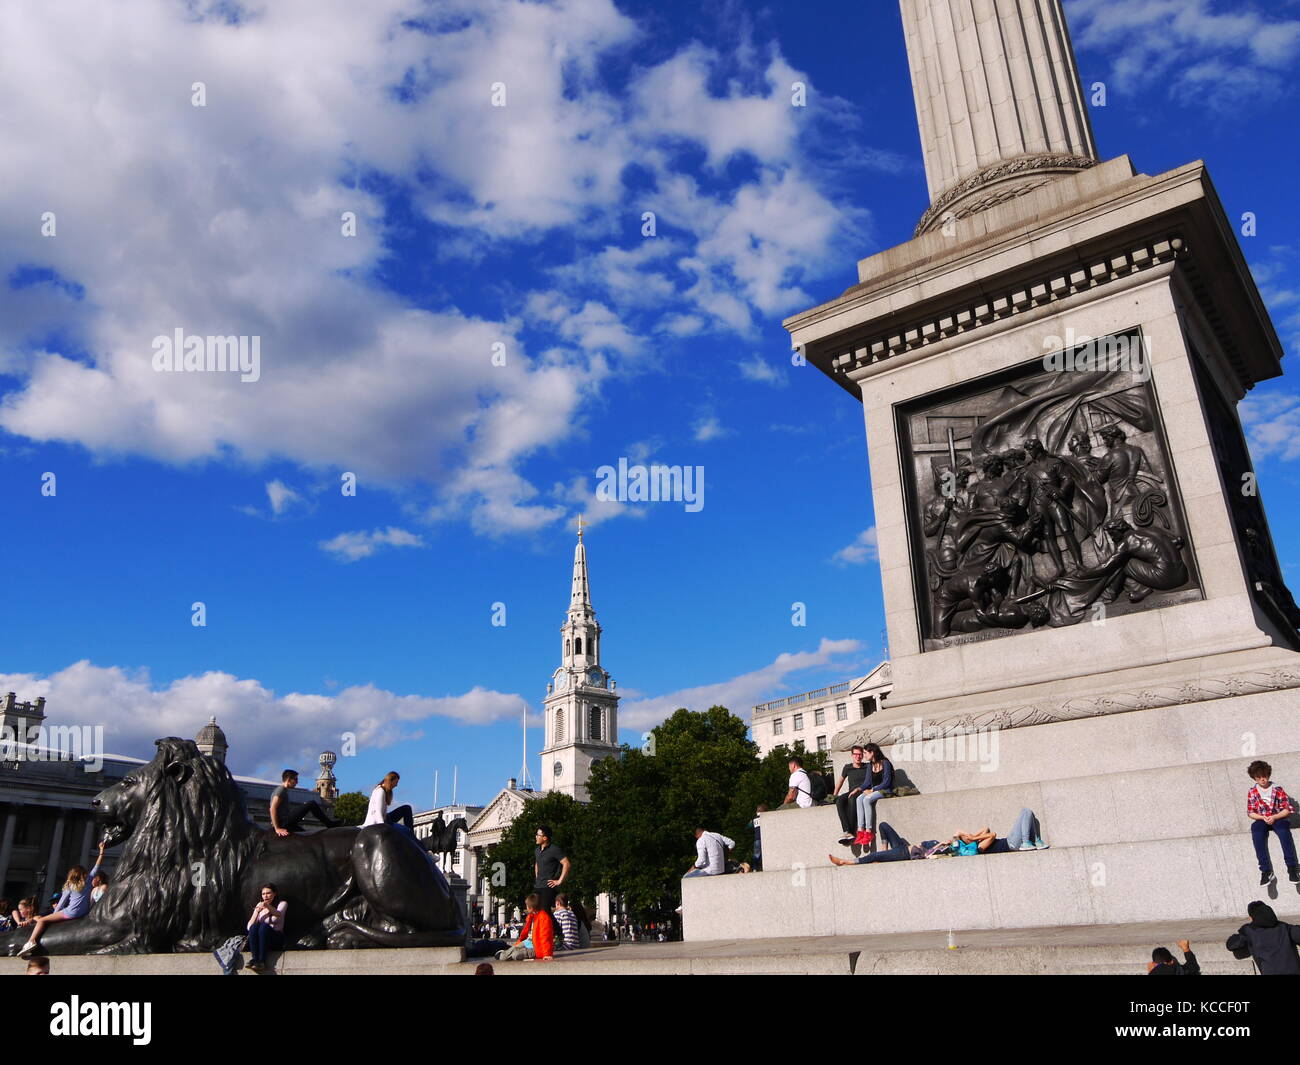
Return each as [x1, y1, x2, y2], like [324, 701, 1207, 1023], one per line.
[283, 800, 334, 831]
[856, 822, 911, 865]
[535, 885, 557, 912]
[386, 804, 415, 830]
[247, 922, 285, 964]
[835, 792, 858, 834]
[1252, 817, 1298, 872]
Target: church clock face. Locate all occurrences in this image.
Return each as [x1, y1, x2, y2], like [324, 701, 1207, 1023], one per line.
[555, 673, 567, 690]
[553, 761, 564, 778]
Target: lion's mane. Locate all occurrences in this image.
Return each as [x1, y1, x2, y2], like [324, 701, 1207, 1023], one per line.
[97, 737, 262, 952]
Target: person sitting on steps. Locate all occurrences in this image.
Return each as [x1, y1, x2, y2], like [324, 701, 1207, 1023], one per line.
[832, 745, 869, 845]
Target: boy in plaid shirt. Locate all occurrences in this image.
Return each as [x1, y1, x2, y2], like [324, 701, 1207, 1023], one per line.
[1246, 760, 1299, 886]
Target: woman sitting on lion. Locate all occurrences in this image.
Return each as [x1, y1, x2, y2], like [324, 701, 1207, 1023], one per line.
[19, 839, 107, 957]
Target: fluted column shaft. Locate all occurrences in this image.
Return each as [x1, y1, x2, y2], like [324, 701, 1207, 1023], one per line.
[901, 0, 1097, 205]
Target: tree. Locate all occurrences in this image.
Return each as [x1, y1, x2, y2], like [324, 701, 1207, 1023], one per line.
[484, 791, 594, 913]
[331, 791, 368, 826]
[584, 706, 761, 915]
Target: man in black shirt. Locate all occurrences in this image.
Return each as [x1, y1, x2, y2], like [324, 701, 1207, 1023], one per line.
[534, 825, 570, 912]
[832, 746, 870, 844]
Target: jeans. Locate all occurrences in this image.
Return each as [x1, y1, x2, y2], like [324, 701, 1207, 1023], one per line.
[855, 822, 913, 864]
[247, 921, 284, 964]
[854, 790, 892, 834]
[1252, 817, 1298, 872]
[386, 804, 415, 830]
[683, 869, 711, 878]
[1005, 808, 1042, 851]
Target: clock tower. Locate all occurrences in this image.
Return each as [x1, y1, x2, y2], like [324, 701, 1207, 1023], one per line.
[541, 519, 621, 801]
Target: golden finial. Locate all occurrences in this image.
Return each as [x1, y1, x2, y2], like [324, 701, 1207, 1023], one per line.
[577, 513, 585, 540]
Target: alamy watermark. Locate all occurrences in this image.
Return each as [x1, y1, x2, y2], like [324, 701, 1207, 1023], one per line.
[887, 718, 1000, 773]
[595, 457, 704, 512]
[151, 328, 261, 382]
[1042, 328, 1148, 382]
[0, 724, 104, 771]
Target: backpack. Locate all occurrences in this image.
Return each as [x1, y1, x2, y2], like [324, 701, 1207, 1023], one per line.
[808, 771, 830, 803]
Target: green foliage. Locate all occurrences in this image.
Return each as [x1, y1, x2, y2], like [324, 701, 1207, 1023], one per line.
[585, 706, 784, 913]
[485, 791, 595, 911]
[331, 791, 368, 826]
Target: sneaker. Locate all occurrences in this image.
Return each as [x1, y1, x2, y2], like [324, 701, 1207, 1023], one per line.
[1288, 866, 1300, 884]
[17, 940, 37, 958]
[838, 836, 855, 847]
[1261, 870, 1277, 886]
[838, 833, 854, 843]
[1034, 840, 1050, 850]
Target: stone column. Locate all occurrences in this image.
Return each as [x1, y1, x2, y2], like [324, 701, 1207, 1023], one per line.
[43, 811, 67, 901]
[900, 0, 1097, 225]
[0, 805, 19, 889]
[78, 817, 96, 868]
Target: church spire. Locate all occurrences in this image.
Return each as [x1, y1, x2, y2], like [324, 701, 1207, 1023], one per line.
[570, 516, 592, 613]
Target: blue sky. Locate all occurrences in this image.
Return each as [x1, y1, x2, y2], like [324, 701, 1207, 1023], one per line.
[2, 0, 1299, 809]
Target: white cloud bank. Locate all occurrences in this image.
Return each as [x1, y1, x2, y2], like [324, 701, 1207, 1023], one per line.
[0, 659, 530, 778]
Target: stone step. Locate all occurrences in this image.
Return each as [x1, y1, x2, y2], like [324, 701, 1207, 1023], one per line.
[761, 751, 1300, 872]
[684, 832, 1300, 941]
[855, 687, 1300, 796]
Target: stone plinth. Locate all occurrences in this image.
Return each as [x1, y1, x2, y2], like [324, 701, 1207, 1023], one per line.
[2, 945, 466, 976]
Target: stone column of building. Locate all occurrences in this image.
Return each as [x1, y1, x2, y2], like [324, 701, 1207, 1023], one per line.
[77, 817, 96, 868]
[0, 804, 18, 888]
[42, 811, 67, 900]
[900, 0, 1097, 230]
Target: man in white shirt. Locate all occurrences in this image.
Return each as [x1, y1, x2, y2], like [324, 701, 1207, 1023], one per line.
[782, 756, 814, 809]
[683, 827, 736, 877]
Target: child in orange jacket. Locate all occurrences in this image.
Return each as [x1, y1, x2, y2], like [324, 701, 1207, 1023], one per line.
[497, 893, 555, 962]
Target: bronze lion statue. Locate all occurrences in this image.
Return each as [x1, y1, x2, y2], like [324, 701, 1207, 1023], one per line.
[1, 737, 464, 955]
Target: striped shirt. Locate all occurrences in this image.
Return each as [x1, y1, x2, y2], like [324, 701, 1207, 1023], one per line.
[554, 906, 580, 950]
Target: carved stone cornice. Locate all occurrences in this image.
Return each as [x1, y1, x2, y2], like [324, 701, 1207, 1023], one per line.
[835, 665, 1300, 750]
[823, 233, 1187, 384]
[915, 153, 1099, 237]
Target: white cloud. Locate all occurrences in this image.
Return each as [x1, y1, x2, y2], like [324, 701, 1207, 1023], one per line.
[266, 480, 303, 517]
[693, 414, 728, 443]
[320, 526, 424, 562]
[0, 659, 529, 779]
[832, 527, 879, 565]
[618, 637, 863, 731]
[738, 355, 785, 386]
[1241, 393, 1300, 462]
[1068, 0, 1300, 105]
[0, 0, 869, 526]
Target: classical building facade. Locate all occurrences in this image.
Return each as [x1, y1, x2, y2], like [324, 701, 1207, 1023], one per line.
[750, 662, 892, 757]
[539, 525, 621, 801]
[0, 698, 324, 906]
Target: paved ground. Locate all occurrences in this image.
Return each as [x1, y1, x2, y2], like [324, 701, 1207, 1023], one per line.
[3, 918, 1255, 975]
